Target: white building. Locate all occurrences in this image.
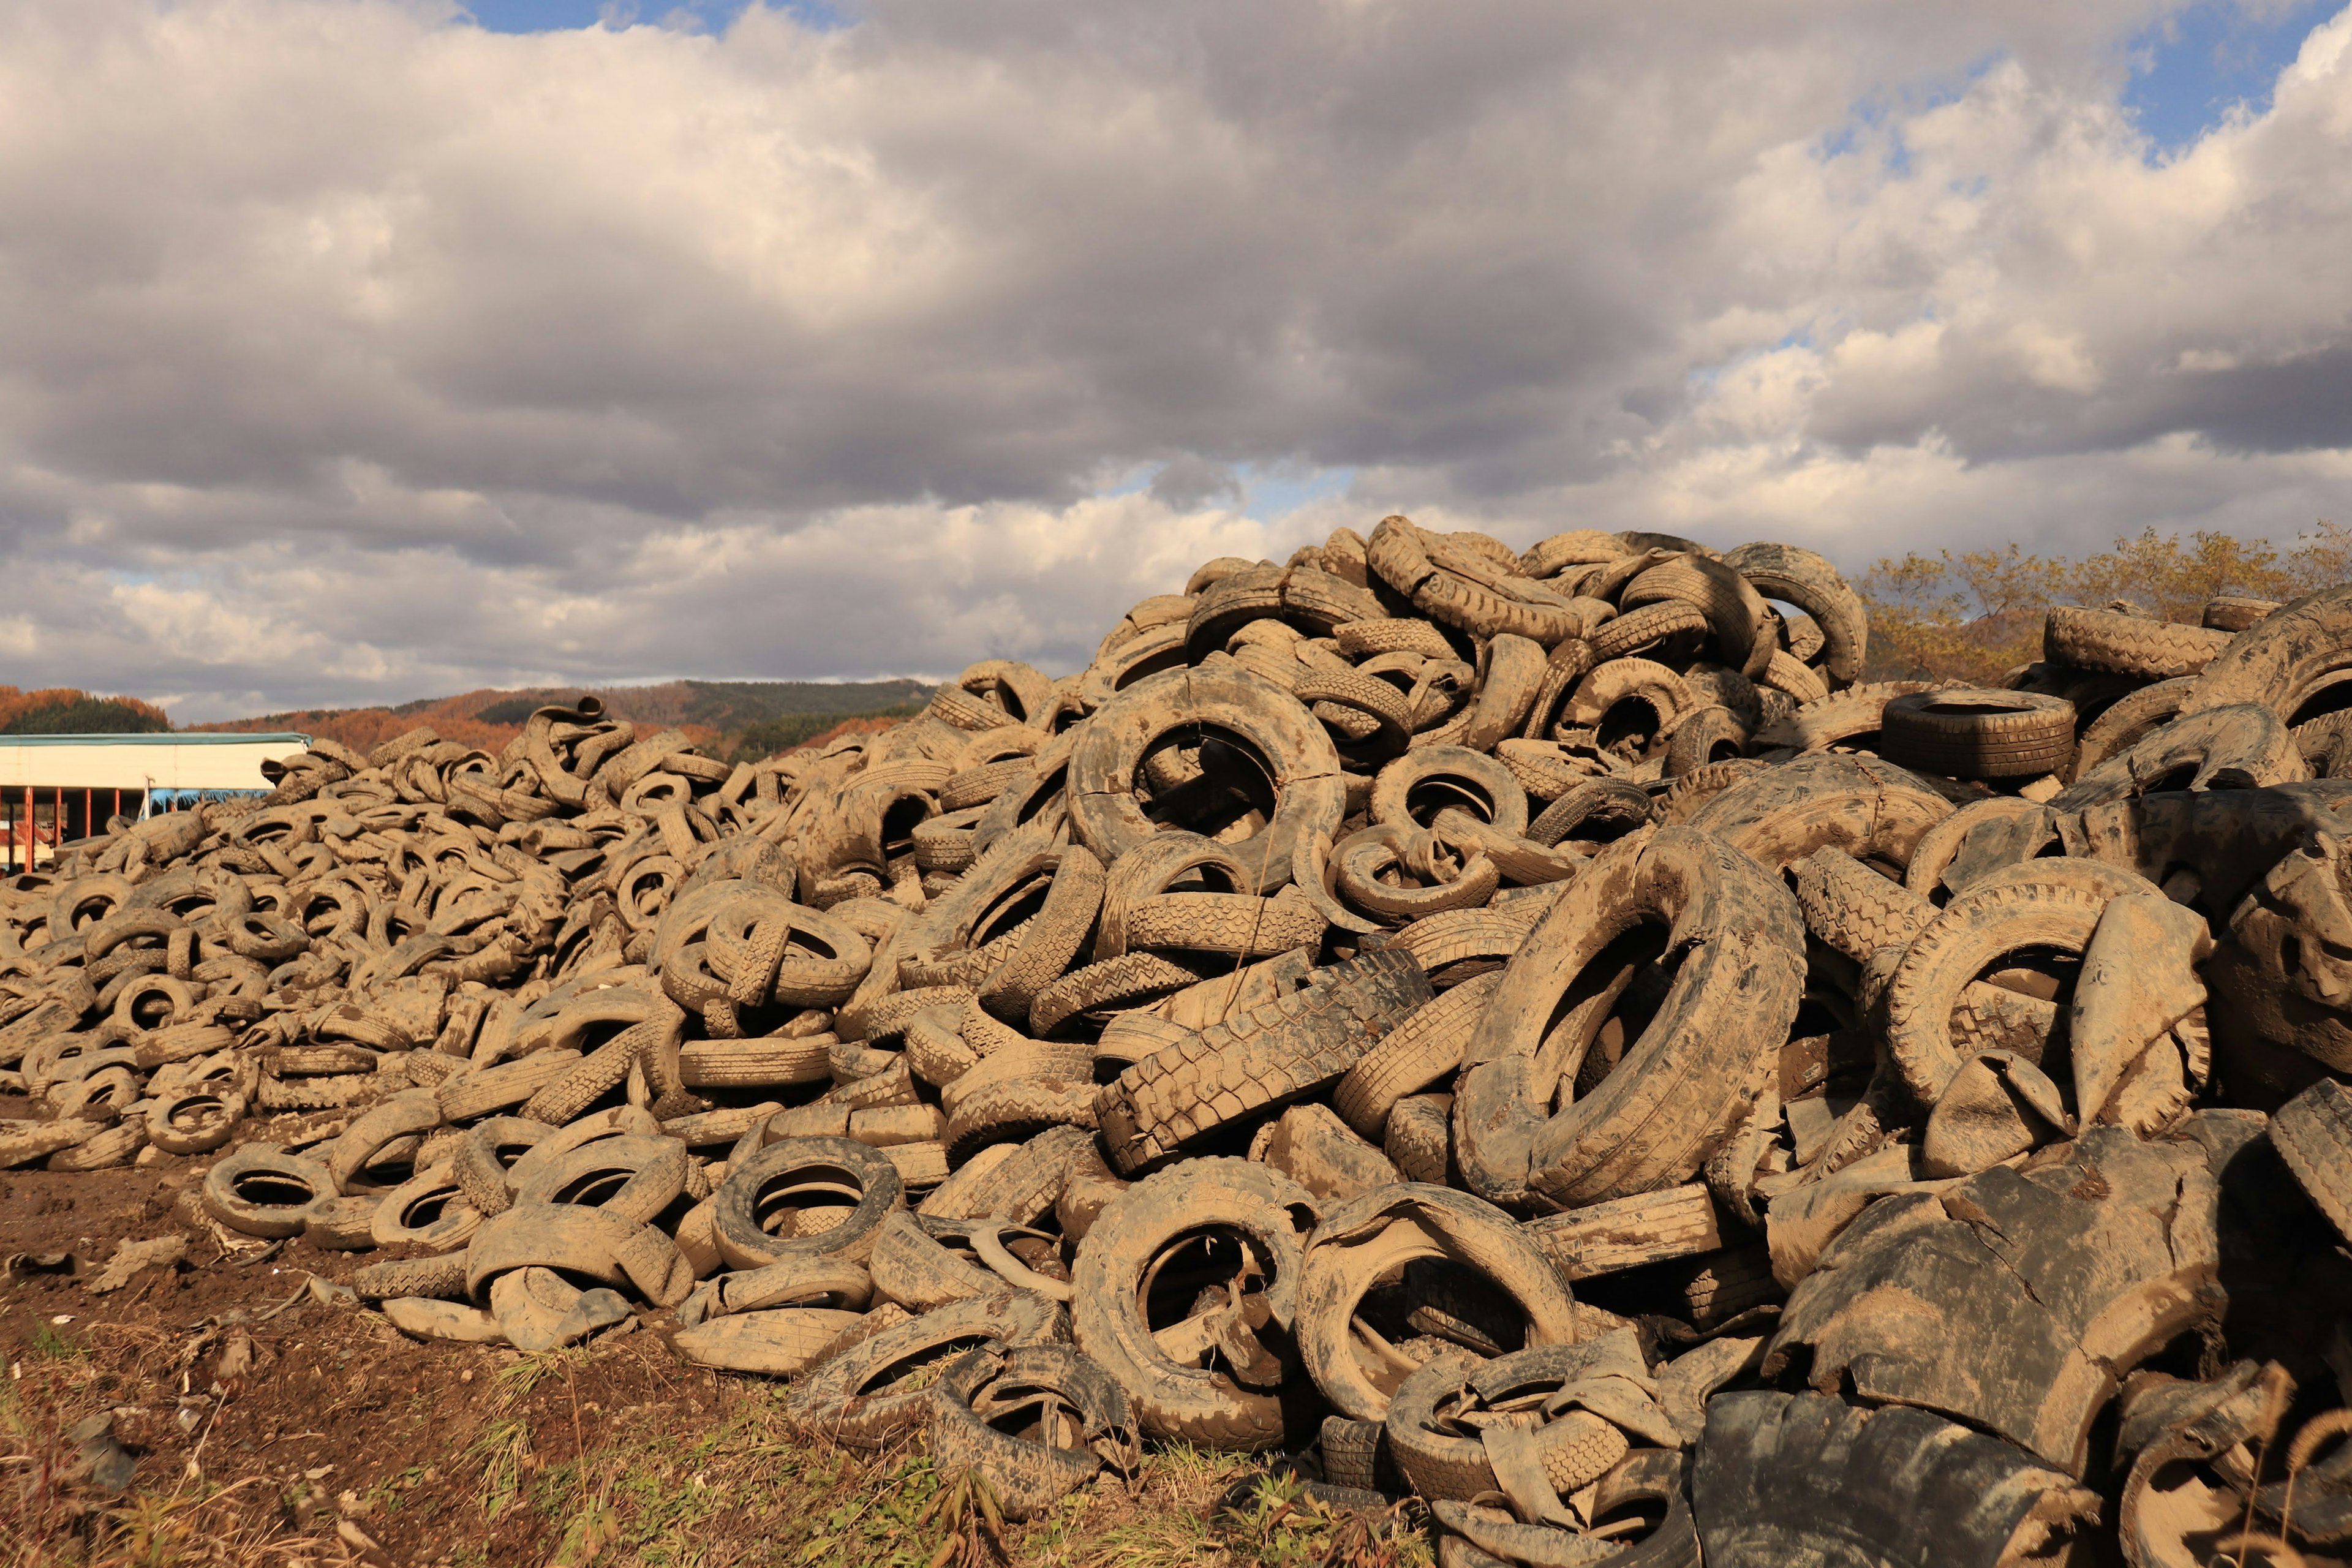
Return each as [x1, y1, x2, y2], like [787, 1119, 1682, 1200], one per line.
[0, 731, 311, 868]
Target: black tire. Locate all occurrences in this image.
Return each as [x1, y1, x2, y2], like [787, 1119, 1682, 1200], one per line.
[2271, 1077, 2352, 1246]
[1694, 1392, 2099, 1568]
[1879, 689, 2075, 781]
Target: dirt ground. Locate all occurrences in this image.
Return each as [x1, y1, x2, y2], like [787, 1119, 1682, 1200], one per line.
[0, 1135, 1417, 1568]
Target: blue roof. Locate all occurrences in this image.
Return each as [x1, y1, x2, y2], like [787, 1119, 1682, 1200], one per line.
[0, 733, 311, 746]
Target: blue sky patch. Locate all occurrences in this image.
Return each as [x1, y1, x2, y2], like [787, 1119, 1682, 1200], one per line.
[2123, 0, 2332, 152]
[459, 1, 843, 34]
[1241, 464, 1355, 521]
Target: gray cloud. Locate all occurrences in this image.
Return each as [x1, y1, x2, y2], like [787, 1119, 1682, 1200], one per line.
[0, 0, 2347, 720]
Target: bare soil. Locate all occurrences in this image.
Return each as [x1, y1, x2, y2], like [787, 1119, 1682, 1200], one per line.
[1, 1128, 1412, 1568]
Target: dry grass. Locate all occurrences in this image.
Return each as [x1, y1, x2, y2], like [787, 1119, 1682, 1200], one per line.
[2, 1306, 1434, 1568]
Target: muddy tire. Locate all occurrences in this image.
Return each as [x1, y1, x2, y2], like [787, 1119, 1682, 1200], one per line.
[927, 1344, 1140, 1521]
[674, 1308, 865, 1375]
[2073, 676, 2194, 780]
[1069, 1156, 1318, 1450]
[2185, 582, 2352, 723]
[1725, 541, 1869, 685]
[1096, 950, 1433, 1174]
[1067, 665, 1346, 891]
[202, 1145, 334, 1238]
[1296, 1183, 1580, 1420]
[1749, 680, 1942, 755]
[1332, 973, 1499, 1140]
[788, 1289, 1066, 1448]
[1880, 880, 2106, 1106]
[1791, 846, 1931, 962]
[2046, 605, 2232, 680]
[2051, 703, 2304, 810]
[1685, 754, 1952, 875]
[1453, 827, 1806, 1209]
[1763, 1128, 2224, 1474]
[710, 1135, 903, 1270]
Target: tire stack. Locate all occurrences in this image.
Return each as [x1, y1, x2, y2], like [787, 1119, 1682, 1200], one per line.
[4, 521, 2352, 1566]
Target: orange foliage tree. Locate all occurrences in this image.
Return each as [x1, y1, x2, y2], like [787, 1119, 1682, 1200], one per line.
[1859, 522, 2352, 684]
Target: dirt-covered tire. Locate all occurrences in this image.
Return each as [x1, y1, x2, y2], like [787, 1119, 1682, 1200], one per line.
[512, 1134, 688, 1227]
[1319, 1415, 1395, 1494]
[1121, 892, 1327, 960]
[468, 1200, 694, 1306]
[1657, 759, 1765, 825]
[927, 1344, 1140, 1521]
[1684, 753, 1953, 875]
[1879, 689, 2076, 780]
[1332, 973, 1500, 1140]
[2071, 676, 2193, 780]
[788, 1289, 1066, 1449]
[1096, 950, 1434, 1174]
[2184, 583, 2352, 724]
[2271, 1077, 2352, 1246]
[1526, 778, 1654, 848]
[202, 1145, 334, 1238]
[1368, 516, 1585, 646]
[1453, 827, 1806, 1210]
[435, 1047, 583, 1123]
[1296, 1183, 1580, 1421]
[1387, 1344, 1639, 1504]
[1880, 880, 2108, 1106]
[2049, 703, 2304, 810]
[919, 1123, 1093, 1225]
[1620, 556, 1776, 678]
[1370, 747, 1530, 837]
[1066, 665, 1346, 891]
[977, 844, 1107, 1022]
[674, 1308, 865, 1375]
[2046, 605, 2231, 680]
[679, 1033, 834, 1091]
[1725, 541, 1869, 686]
[1749, 680, 1942, 755]
[1385, 1093, 1455, 1185]
[1028, 952, 1207, 1037]
[1591, 600, 1708, 663]
[710, 1135, 903, 1270]
[146, 1087, 246, 1155]
[943, 1076, 1097, 1164]
[1792, 846, 1931, 962]
[1664, 706, 1749, 777]
[369, 1163, 483, 1251]
[1069, 1157, 1318, 1450]
[353, 1251, 471, 1303]
[1433, 1447, 1695, 1567]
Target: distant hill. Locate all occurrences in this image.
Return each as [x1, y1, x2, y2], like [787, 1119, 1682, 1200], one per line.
[190, 678, 935, 763]
[0, 687, 172, 736]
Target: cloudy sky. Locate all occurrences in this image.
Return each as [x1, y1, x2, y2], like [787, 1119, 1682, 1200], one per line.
[2, 0, 2349, 720]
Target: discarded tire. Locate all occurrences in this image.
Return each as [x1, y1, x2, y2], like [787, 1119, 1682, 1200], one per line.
[10, 521, 2352, 1564]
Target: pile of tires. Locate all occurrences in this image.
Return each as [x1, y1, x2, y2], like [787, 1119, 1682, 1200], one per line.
[4, 518, 2351, 1566]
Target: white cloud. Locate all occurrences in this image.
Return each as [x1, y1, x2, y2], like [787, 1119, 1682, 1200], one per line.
[0, 0, 2346, 720]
